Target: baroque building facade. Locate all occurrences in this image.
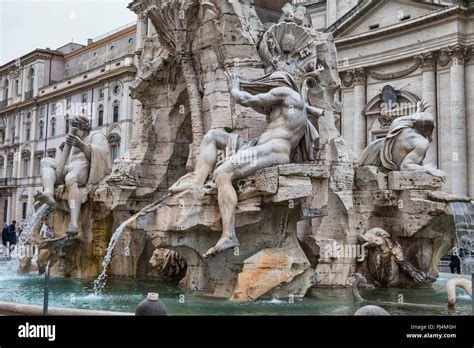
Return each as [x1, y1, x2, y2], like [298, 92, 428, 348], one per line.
[0, 23, 140, 224]
[2, 0, 472, 225]
[303, 0, 472, 197]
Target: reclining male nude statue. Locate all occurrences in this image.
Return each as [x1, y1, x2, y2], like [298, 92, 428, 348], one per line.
[170, 71, 324, 258]
[35, 115, 112, 235]
[360, 101, 446, 180]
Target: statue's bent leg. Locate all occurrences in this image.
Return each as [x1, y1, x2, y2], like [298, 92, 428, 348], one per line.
[204, 141, 291, 258]
[64, 163, 89, 234]
[170, 129, 231, 193]
[36, 158, 60, 207]
[203, 161, 239, 258]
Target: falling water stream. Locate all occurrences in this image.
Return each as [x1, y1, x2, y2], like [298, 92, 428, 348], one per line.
[92, 194, 171, 295]
[20, 203, 53, 241]
[449, 202, 474, 274]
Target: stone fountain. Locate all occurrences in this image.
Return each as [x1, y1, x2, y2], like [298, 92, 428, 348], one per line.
[19, 1, 473, 303]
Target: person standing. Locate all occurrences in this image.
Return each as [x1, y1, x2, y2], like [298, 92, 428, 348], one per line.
[5, 220, 17, 261]
[449, 253, 461, 274]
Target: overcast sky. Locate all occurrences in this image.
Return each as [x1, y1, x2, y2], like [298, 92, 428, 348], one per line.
[0, 0, 136, 65]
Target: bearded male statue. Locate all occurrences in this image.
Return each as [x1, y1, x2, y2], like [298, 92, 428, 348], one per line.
[360, 101, 446, 180]
[170, 71, 324, 258]
[36, 115, 112, 234]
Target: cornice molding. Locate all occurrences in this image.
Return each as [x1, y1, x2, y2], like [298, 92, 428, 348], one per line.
[0, 66, 136, 116]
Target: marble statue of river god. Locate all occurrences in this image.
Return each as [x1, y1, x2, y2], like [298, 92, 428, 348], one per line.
[360, 101, 446, 180]
[170, 70, 324, 258]
[35, 114, 112, 234]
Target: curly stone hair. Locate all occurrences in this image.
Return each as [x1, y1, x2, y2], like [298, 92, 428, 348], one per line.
[70, 115, 91, 132]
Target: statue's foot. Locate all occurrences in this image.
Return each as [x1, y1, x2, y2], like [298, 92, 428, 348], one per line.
[169, 181, 197, 194]
[35, 192, 56, 208]
[203, 237, 239, 258]
[66, 224, 79, 236]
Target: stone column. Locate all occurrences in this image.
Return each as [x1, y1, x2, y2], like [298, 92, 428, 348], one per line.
[419, 52, 438, 166]
[466, 52, 474, 197]
[5, 195, 11, 223]
[136, 12, 146, 51]
[449, 45, 468, 196]
[353, 68, 367, 156]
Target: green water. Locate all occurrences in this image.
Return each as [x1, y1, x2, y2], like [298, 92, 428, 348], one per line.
[0, 265, 471, 315]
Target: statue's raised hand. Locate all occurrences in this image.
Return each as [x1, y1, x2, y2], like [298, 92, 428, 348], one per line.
[66, 133, 83, 148]
[225, 71, 240, 92]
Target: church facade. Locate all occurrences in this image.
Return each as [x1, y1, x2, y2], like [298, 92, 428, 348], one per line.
[304, 0, 473, 197]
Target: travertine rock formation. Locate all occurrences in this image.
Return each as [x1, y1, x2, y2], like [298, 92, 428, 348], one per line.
[127, 164, 328, 299]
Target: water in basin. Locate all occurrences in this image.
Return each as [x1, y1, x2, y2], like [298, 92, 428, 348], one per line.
[0, 261, 470, 316]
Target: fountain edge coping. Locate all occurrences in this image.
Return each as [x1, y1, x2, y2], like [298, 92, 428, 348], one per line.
[0, 301, 133, 316]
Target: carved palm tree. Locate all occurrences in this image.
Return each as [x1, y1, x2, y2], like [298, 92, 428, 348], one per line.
[142, 0, 204, 168]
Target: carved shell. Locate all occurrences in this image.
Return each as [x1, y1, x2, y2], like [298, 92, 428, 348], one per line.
[259, 22, 317, 83]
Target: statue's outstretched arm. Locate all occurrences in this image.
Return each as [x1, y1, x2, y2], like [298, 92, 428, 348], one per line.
[306, 105, 325, 118]
[231, 88, 280, 109]
[226, 72, 281, 109]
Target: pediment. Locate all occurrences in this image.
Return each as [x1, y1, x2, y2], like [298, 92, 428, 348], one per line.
[336, 0, 446, 38]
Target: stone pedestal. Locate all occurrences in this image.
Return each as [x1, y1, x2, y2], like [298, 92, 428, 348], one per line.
[354, 166, 471, 285]
[123, 164, 329, 301]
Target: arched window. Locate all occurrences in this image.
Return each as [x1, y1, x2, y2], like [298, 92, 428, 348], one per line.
[112, 84, 121, 95]
[28, 68, 35, 91]
[25, 113, 31, 141]
[25, 125, 31, 141]
[108, 133, 121, 163]
[22, 201, 27, 220]
[21, 150, 30, 178]
[39, 120, 44, 139]
[6, 154, 14, 178]
[50, 118, 56, 137]
[112, 101, 119, 123]
[10, 126, 15, 144]
[97, 105, 104, 127]
[3, 79, 9, 103]
[34, 152, 43, 176]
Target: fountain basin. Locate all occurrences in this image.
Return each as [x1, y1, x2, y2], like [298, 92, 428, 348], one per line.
[0, 271, 470, 316]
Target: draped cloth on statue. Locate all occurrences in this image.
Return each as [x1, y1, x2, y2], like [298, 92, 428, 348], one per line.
[85, 132, 112, 185]
[360, 116, 418, 170]
[240, 71, 319, 162]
